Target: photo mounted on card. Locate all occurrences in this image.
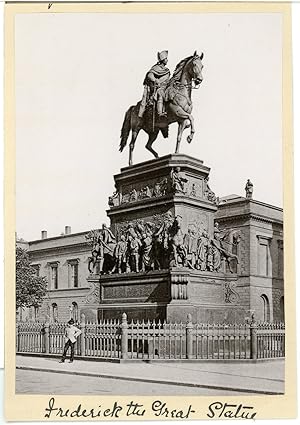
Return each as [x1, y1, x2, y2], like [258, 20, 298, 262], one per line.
[4, 1, 296, 421]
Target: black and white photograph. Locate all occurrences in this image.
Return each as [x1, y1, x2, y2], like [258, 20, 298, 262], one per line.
[4, 1, 296, 421]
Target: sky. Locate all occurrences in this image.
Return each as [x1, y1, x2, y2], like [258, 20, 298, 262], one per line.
[15, 12, 283, 241]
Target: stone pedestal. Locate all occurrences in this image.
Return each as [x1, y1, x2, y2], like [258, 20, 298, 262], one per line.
[85, 154, 247, 323]
[108, 154, 218, 240]
[85, 268, 247, 323]
[167, 270, 246, 323]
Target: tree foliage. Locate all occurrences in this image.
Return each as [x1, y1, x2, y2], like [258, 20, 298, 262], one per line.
[16, 246, 48, 309]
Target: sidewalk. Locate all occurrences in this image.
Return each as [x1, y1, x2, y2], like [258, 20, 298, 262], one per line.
[16, 355, 284, 395]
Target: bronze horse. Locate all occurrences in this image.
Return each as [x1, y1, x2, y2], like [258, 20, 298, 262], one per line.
[120, 52, 204, 166]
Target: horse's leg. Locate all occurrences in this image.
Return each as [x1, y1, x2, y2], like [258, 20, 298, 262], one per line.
[187, 114, 195, 144]
[175, 119, 190, 153]
[129, 130, 140, 166]
[145, 129, 159, 159]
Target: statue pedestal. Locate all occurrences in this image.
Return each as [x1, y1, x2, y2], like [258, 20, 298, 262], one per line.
[85, 269, 246, 323]
[167, 270, 246, 323]
[108, 154, 218, 240]
[85, 154, 247, 323]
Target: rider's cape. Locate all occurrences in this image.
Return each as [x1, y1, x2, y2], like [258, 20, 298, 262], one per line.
[143, 63, 170, 86]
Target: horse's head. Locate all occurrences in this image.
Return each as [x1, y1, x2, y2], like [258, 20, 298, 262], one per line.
[172, 51, 204, 87]
[187, 51, 204, 87]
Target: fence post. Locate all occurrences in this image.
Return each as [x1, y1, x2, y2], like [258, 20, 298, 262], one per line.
[16, 322, 19, 351]
[80, 313, 86, 356]
[186, 313, 193, 359]
[121, 313, 128, 360]
[250, 314, 257, 360]
[44, 322, 50, 354]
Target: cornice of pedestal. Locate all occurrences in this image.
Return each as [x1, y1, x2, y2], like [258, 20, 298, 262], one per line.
[118, 153, 210, 179]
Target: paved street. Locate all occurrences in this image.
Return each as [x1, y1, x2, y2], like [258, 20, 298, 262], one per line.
[16, 355, 284, 395]
[16, 368, 251, 395]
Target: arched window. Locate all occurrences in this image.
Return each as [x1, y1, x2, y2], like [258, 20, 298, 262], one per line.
[72, 302, 79, 322]
[52, 303, 58, 322]
[280, 296, 284, 322]
[261, 294, 270, 322]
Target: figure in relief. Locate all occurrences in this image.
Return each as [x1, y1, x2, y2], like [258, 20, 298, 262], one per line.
[196, 230, 210, 271]
[169, 215, 188, 267]
[171, 167, 188, 194]
[87, 225, 116, 274]
[128, 234, 141, 273]
[203, 176, 218, 203]
[111, 235, 127, 274]
[141, 233, 154, 272]
[152, 211, 173, 269]
[211, 224, 240, 273]
[184, 227, 198, 268]
[108, 186, 121, 207]
[153, 181, 162, 197]
[129, 188, 138, 202]
[141, 186, 152, 199]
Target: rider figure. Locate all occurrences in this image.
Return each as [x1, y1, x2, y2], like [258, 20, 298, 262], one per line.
[138, 50, 170, 118]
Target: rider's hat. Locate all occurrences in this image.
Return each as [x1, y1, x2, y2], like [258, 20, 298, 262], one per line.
[157, 50, 168, 62]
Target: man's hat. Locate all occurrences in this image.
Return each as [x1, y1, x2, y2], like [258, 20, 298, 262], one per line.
[157, 50, 168, 62]
[68, 319, 74, 325]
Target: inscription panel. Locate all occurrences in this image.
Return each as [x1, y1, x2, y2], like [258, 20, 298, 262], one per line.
[102, 281, 169, 303]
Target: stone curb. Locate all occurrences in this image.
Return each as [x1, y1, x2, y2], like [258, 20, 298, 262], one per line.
[17, 352, 285, 364]
[16, 365, 283, 396]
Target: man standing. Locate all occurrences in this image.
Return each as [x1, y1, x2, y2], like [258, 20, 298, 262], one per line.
[138, 50, 170, 118]
[59, 319, 81, 363]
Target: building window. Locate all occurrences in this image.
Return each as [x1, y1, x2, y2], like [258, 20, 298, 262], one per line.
[68, 259, 79, 288]
[47, 261, 59, 289]
[52, 303, 58, 322]
[71, 302, 79, 322]
[280, 296, 284, 322]
[261, 294, 270, 322]
[51, 266, 58, 289]
[34, 306, 39, 322]
[257, 236, 272, 277]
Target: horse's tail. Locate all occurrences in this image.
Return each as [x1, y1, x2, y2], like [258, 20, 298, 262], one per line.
[119, 106, 134, 152]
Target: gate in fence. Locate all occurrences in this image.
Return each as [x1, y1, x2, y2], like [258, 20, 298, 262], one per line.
[16, 313, 285, 360]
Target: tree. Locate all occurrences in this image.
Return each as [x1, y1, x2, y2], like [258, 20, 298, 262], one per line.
[16, 246, 48, 309]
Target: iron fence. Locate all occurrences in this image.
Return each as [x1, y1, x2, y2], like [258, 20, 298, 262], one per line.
[16, 314, 285, 360]
[85, 320, 121, 359]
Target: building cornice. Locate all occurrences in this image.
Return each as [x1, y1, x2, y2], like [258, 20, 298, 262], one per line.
[216, 212, 283, 225]
[29, 242, 90, 257]
[29, 230, 90, 244]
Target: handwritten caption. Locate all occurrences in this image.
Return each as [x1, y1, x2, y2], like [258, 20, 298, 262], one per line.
[44, 397, 257, 420]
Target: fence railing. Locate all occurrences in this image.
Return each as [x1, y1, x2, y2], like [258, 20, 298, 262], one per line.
[16, 314, 285, 360]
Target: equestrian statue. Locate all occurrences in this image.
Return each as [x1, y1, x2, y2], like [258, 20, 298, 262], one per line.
[120, 50, 204, 165]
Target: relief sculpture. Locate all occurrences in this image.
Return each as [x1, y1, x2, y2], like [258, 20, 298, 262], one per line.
[87, 215, 240, 275]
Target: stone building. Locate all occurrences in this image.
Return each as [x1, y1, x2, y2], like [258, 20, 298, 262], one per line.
[216, 195, 284, 323]
[17, 155, 284, 324]
[17, 227, 93, 323]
